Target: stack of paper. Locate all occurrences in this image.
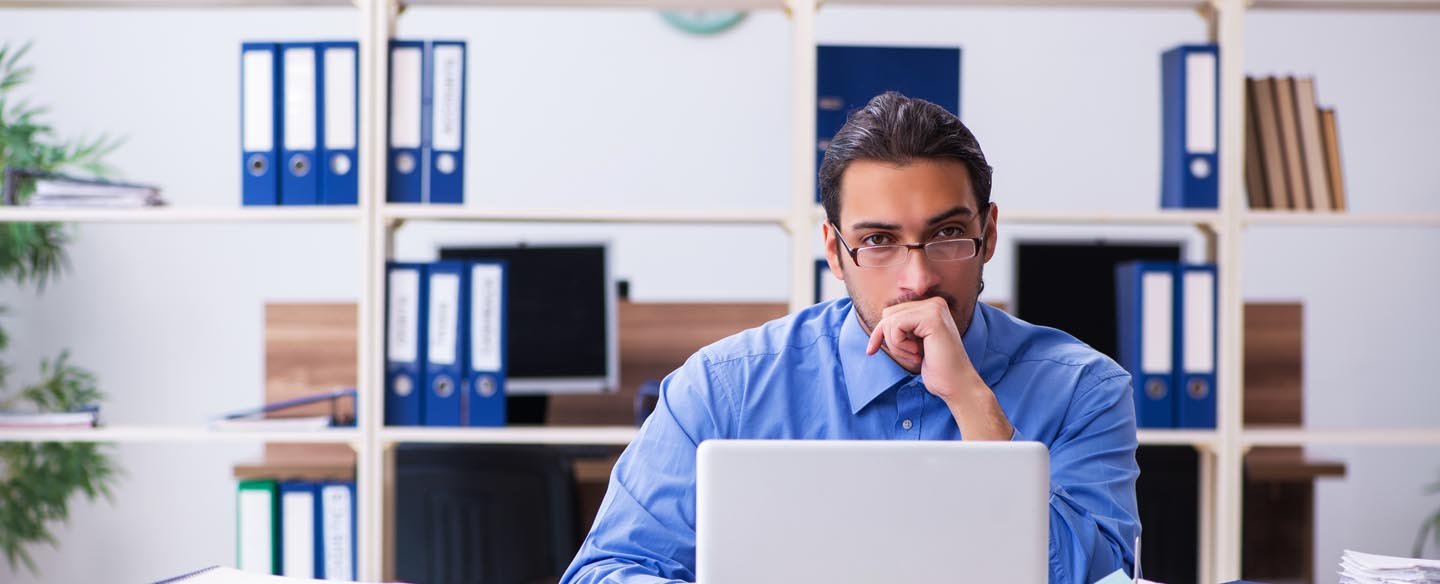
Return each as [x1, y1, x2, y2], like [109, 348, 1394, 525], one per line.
[28, 174, 165, 208]
[1340, 550, 1440, 583]
[0, 407, 99, 428]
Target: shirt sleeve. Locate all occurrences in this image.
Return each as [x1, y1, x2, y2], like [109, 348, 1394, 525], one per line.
[1012, 372, 1141, 584]
[559, 351, 732, 584]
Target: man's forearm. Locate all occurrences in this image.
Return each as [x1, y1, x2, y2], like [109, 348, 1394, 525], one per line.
[943, 377, 1013, 440]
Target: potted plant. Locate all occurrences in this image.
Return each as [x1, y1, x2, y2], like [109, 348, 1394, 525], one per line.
[0, 41, 122, 576]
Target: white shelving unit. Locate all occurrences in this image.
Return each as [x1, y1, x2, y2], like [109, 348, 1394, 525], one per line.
[1, 0, 1437, 581]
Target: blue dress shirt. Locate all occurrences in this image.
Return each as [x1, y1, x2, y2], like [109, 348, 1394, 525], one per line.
[561, 299, 1140, 584]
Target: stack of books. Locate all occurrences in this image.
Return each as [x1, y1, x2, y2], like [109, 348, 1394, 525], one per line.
[1244, 76, 1348, 211]
[1339, 550, 1440, 583]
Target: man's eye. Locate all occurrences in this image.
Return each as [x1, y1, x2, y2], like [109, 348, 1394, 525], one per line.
[862, 234, 894, 246]
[933, 226, 964, 239]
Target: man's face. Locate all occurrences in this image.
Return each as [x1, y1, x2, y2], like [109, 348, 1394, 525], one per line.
[823, 158, 998, 340]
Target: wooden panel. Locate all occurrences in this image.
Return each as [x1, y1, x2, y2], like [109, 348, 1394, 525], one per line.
[260, 303, 358, 466]
[1244, 302, 1304, 426]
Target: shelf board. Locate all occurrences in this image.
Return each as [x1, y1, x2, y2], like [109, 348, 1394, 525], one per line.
[1243, 427, 1440, 447]
[1245, 210, 1440, 228]
[384, 204, 790, 226]
[1249, 0, 1440, 10]
[825, 0, 1206, 8]
[382, 425, 637, 446]
[1137, 428, 1219, 447]
[0, 0, 353, 6]
[0, 206, 361, 224]
[400, 0, 780, 7]
[0, 426, 362, 444]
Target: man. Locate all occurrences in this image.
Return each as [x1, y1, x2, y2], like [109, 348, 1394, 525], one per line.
[561, 92, 1140, 584]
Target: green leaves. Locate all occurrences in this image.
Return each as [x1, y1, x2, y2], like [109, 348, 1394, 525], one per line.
[0, 40, 123, 576]
[1417, 473, 1440, 558]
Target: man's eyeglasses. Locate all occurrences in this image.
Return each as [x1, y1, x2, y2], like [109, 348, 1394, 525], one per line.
[831, 223, 983, 268]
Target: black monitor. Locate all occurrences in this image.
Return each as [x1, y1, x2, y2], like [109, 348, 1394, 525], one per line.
[439, 242, 617, 395]
[1013, 240, 1182, 361]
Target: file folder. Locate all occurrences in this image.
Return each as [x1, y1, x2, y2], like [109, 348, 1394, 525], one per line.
[427, 40, 466, 204]
[279, 482, 320, 578]
[1116, 261, 1176, 428]
[241, 42, 281, 206]
[280, 42, 322, 205]
[423, 261, 467, 427]
[1161, 44, 1219, 209]
[319, 41, 359, 206]
[318, 481, 356, 580]
[1176, 263, 1218, 428]
[466, 261, 506, 427]
[237, 479, 280, 575]
[817, 45, 961, 202]
[388, 40, 426, 203]
[386, 262, 428, 426]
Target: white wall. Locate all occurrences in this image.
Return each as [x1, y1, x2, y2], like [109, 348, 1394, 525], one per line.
[0, 6, 1436, 583]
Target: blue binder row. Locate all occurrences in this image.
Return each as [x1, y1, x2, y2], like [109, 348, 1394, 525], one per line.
[388, 40, 467, 205]
[1160, 43, 1220, 209]
[817, 45, 961, 202]
[237, 480, 356, 579]
[241, 41, 360, 206]
[385, 260, 506, 427]
[1115, 261, 1218, 429]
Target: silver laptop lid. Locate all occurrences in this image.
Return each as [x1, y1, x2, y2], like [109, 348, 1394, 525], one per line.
[697, 440, 1049, 584]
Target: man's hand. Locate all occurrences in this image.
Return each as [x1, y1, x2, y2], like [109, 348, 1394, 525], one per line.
[864, 297, 1012, 440]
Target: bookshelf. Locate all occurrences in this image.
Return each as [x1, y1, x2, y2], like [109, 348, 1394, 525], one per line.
[0, 0, 1435, 582]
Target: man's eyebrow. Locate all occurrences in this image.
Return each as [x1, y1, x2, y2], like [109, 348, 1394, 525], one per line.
[848, 206, 975, 232]
[849, 220, 902, 231]
[926, 206, 974, 226]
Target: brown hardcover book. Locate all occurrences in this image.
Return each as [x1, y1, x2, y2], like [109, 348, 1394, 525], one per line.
[1253, 78, 1291, 209]
[1244, 78, 1271, 209]
[1319, 108, 1347, 211]
[1293, 78, 1332, 211]
[1273, 77, 1311, 210]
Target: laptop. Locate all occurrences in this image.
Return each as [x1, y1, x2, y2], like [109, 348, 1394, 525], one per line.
[696, 440, 1050, 584]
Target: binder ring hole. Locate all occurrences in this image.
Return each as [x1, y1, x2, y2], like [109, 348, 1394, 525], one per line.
[331, 154, 352, 176]
[395, 153, 416, 174]
[434, 377, 455, 398]
[1188, 379, 1210, 399]
[393, 375, 414, 397]
[477, 377, 497, 398]
[436, 153, 456, 175]
[289, 154, 311, 177]
[1145, 379, 1167, 400]
[1190, 157, 1211, 179]
[247, 154, 268, 177]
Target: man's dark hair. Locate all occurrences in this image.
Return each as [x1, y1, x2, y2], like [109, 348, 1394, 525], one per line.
[818, 91, 993, 227]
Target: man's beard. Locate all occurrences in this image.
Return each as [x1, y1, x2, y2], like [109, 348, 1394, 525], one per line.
[847, 278, 983, 341]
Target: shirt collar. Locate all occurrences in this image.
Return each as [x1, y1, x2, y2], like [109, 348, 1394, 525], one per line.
[838, 300, 1001, 415]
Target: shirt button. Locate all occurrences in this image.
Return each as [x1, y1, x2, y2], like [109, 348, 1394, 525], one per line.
[902, 419, 913, 430]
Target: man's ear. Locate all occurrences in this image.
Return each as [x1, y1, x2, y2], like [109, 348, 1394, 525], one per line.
[822, 222, 845, 280]
[982, 203, 999, 264]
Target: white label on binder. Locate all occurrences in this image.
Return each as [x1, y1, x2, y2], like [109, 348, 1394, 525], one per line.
[428, 272, 460, 366]
[390, 47, 423, 149]
[281, 490, 316, 577]
[324, 47, 357, 150]
[283, 47, 317, 152]
[1186, 51, 1217, 154]
[1141, 271, 1174, 374]
[471, 263, 503, 372]
[387, 269, 420, 363]
[238, 489, 274, 573]
[321, 485, 353, 579]
[242, 50, 273, 152]
[431, 45, 464, 152]
[1184, 270, 1216, 373]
